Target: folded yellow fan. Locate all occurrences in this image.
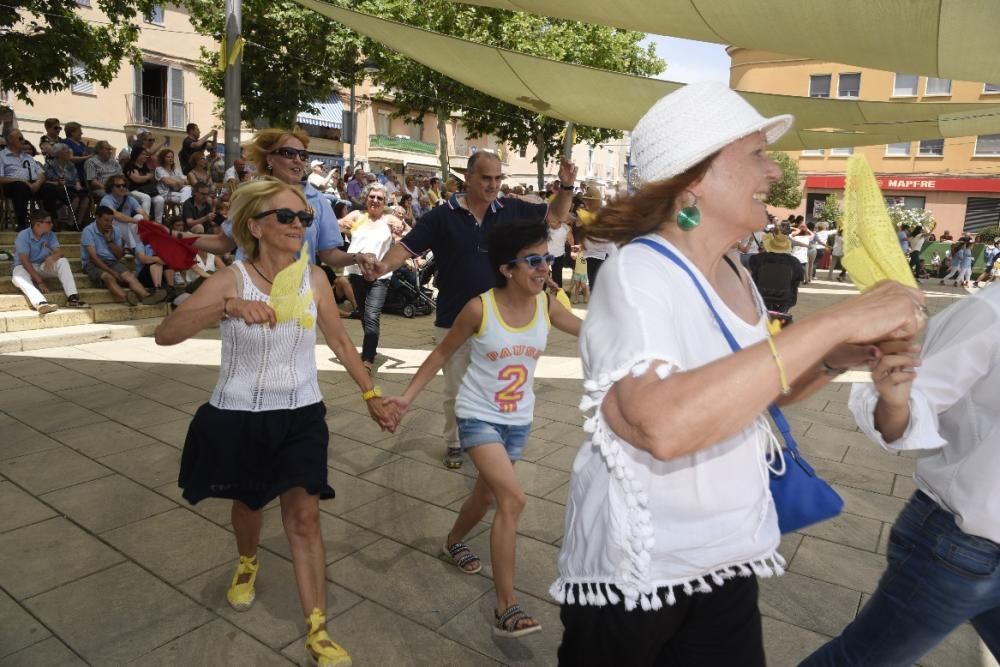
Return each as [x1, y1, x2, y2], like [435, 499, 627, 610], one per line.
[840, 154, 917, 291]
[269, 242, 315, 328]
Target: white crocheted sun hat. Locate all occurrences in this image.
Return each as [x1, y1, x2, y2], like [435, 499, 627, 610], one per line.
[631, 81, 794, 184]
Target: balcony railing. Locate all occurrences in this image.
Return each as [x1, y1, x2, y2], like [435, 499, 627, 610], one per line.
[125, 93, 190, 129]
[368, 134, 437, 155]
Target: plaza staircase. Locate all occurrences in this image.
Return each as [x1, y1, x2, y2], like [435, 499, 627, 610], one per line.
[0, 230, 168, 352]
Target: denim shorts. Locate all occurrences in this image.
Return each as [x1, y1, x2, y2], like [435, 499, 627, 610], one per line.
[456, 417, 531, 461]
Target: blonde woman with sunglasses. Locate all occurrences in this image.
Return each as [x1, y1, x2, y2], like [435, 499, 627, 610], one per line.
[156, 178, 395, 667]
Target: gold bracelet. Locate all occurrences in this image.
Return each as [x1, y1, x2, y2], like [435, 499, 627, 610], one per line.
[766, 333, 792, 395]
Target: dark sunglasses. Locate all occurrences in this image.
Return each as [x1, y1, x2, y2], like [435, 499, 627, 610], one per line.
[509, 253, 555, 269]
[252, 208, 314, 227]
[270, 148, 309, 161]
[368, 195, 385, 202]
[112, 183, 128, 189]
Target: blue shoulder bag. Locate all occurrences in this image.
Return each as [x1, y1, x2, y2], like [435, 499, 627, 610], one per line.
[633, 238, 843, 534]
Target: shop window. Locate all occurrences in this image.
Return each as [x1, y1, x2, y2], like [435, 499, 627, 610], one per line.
[892, 74, 919, 97]
[918, 139, 944, 156]
[800, 148, 824, 156]
[885, 142, 911, 156]
[809, 75, 831, 98]
[830, 147, 854, 156]
[974, 134, 1000, 156]
[837, 73, 861, 98]
[925, 77, 951, 96]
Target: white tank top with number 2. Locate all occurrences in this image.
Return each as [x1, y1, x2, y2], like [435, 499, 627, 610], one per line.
[455, 289, 550, 426]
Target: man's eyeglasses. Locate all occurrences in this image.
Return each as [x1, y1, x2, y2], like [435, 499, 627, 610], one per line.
[112, 183, 128, 189]
[252, 208, 314, 227]
[368, 195, 385, 202]
[509, 254, 556, 269]
[270, 148, 309, 161]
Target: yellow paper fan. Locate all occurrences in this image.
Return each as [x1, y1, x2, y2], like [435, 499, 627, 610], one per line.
[840, 154, 917, 291]
[268, 242, 315, 329]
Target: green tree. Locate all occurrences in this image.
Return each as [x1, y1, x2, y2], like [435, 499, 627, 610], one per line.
[184, 0, 369, 126]
[1, 0, 158, 104]
[815, 193, 843, 228]
[765, 152, 802, 209]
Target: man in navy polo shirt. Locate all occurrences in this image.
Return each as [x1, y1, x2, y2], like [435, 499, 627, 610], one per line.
[372, 151, 577, 468]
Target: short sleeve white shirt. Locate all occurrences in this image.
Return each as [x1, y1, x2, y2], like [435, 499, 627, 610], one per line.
[554, 233, 783, 612]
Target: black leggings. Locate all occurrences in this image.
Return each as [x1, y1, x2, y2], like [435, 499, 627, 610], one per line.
[558, 576, 765, 667]
[551, 254, 567, 290]
[586, 257, 605, 289]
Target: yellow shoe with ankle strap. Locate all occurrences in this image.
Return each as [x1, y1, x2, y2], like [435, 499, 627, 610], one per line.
[305, 608, 352, 667]
[226, 555, 258, 611]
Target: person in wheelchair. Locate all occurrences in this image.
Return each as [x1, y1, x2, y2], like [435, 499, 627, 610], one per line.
[749, 232, 804, 314]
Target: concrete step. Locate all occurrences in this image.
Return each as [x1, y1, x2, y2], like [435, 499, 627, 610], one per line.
[0, 302, 168, 333]
[0, 288, 138, 312]
[0, 273, 90, 294]
[0, 317, 162, 353]
[0, 245, 83, 259]
[0, 231, 82, 245]
[0, 256, 136, 276]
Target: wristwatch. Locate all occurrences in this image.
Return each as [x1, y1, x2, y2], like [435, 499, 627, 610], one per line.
[559, 183, 574, 191]
[361, 385, 383, 401]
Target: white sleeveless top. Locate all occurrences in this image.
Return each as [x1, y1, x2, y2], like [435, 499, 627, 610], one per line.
[455, 289, 550, 425]
[210, 261, 322, 412]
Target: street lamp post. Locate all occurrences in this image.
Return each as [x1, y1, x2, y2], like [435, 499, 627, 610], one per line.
[347, 62, 379, 171]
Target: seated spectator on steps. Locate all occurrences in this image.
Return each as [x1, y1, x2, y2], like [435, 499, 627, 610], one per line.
[155, 148, 191, 207]
[223, 158, 249, 192]
[186, 153, 213, 190]
[62, 122, 91, 183]
[43, 143, 87, 227]
[99, 175, 146, 250]
[178, 123, 217, 175]
[84, 140, 123, 199]
[0, 128, 64, 231]
[124, 147, 165, 222]
[81, 206, 165, 306]
[38, 118, 64, 159]
[182, 183, 215, 233]
[11, 210, 88, 313]
[133, 241, 173, 302]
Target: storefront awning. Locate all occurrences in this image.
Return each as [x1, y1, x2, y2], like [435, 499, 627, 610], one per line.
[296, 95, 344, 130]
[449, 0, 1000, 85]
[806, 175, 1000, 193]
[292, 0, 1000, 150]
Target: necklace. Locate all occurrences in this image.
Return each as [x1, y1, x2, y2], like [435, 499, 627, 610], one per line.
[249, 261, 273, 285]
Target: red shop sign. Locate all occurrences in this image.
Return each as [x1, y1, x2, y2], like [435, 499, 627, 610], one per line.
[805, 175, 1000, 193]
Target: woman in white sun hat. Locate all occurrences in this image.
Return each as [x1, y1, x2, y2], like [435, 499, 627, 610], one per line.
[553, 81, 927, 665]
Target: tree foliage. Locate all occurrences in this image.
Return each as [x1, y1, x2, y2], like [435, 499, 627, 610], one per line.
[1, 0, 158, 104]
[765, 152, 803, 209]
[815, 193, 843, 228]
[184, 0, 369, 126]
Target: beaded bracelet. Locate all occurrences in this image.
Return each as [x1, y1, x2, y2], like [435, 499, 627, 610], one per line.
[766, 333, 792, 395]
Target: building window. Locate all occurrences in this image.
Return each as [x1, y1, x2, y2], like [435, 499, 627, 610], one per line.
[518, 146, 527, 158]
[800, 148, 825, 157]
[985, 83, 1000, 94]
[838, 73, 861, 98]
[145, 4, 164, 24]
[918, 139, 945, 156]
[809, 74, 831, 98]
[406, 119, 422, 141]
[885, 142, 911, 156]
[974, 134, 1000, 156]
[76, 0, 91, 5]
[892, 73, 919, 97]
[375, 112, 390, 137]
[830, 147, 854, 156]
[69, 61, 95, 95]
[925, 77, 951, 96]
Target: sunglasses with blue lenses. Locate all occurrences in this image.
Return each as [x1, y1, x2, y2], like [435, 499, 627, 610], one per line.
[508, 253, 555, 269]
[252, 208, 314, 227]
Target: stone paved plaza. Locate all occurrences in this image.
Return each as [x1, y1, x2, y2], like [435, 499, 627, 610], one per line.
[0, 278, 996, 666]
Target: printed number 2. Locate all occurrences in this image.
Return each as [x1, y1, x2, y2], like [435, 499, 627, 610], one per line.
[495, 364, 528, 413]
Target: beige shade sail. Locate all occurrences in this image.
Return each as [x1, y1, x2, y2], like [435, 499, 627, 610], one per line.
[293, 0, 1000, 149]
[446, 0, 1000, 85]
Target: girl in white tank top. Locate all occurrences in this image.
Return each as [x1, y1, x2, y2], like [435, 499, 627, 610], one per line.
[385, 219, 582, 640]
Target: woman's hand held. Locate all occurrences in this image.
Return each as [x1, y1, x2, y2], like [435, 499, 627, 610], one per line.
[834, 281, 927, 345]
[871, 340, 921, 408]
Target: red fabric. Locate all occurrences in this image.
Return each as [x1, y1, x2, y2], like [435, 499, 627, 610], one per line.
[137, 219, 198, 270]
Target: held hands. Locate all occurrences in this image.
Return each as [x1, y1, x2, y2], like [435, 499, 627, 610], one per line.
[226, 298, 277, 327]
[379, 395, 412, 432]
[833, 281, 927, 345]
[870, 339, 921, 407]
[359, 255, 384, 281]
[365, 397, 399, 433]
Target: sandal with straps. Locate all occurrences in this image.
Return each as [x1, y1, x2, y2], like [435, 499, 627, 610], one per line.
[443, 541, 482, 574]
[226, 554, 258, 612]
[305, 608, 352, 667]
[494, 604, 542, 638]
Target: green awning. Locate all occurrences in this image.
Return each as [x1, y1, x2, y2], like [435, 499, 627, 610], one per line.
[447, 0, 1000, 85]
[293, 0, 1000, 149]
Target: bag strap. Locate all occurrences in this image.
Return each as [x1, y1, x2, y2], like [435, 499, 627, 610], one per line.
[632, 238, 800, 453]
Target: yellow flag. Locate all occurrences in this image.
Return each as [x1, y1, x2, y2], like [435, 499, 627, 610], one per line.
[218, 38, 227, 72]
[268, 242, 315, 329]
[840, 154, 917, 291]
[217, 36, 244, 72]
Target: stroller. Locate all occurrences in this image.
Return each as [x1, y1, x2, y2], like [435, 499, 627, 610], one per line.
[382, 257, 436, 318]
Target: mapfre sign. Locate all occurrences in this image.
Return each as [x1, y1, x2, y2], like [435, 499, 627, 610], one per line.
[806, 175, 1000, 193]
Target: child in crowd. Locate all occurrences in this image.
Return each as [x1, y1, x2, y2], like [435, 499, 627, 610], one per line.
[569, 244, 590, 304]
[385, 219, 581, 638]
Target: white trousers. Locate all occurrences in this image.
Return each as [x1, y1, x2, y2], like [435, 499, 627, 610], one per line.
[11, 259, 79, 306]
[163, 187, 192, 205]
[129, 190, 165, 222]
[943, 266, 972, 283]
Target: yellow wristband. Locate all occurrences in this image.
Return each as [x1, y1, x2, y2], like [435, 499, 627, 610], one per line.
[766, 333, 792, 396]
[361, 386, 383, 401]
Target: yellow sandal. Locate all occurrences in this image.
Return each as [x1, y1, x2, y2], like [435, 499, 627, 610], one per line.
[305, 608, 352, 667]
[226, 554, 258, 612]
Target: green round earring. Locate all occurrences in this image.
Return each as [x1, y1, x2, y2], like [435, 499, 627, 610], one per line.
[677, 195, 701, 231]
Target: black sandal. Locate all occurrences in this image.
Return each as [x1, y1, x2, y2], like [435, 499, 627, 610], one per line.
[443, 541, 482, 574]
[494, 604, 541, 638]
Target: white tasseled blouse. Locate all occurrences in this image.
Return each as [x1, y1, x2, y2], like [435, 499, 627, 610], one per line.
[210, 261, 322, 412]
[553, 235, 785, 612]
